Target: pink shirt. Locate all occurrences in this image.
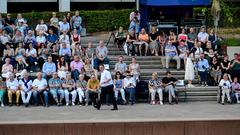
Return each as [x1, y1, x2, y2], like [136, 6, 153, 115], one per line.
[70, 61, 84, 72]
[231, 82, 240, 91]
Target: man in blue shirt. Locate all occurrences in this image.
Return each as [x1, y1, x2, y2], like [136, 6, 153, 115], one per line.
[164, 41, 180, 70]
[42, 56, 56, 80]
[196, 53, 209, 86]
[46, 29, 58, 45]
[59, 43, 71, 63]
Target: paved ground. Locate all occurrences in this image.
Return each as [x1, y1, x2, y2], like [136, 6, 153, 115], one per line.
[0, 102, 240, 124]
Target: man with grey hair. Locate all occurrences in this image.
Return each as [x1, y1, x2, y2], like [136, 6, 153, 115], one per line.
[32, 72, 49, 107]
[48, 72, 64, 106]
[19, 71, 32, 107]
[94, 40, 109, 70]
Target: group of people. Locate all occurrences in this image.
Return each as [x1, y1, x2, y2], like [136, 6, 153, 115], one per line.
[1, 10, 240, 108]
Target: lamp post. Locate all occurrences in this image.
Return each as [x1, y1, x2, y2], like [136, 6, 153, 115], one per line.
[136, 0, 139, 11]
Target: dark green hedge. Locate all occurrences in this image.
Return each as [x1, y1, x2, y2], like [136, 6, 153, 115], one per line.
[1, 9, 132, 33]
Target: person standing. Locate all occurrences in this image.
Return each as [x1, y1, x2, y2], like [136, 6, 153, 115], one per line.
[196, 53, 210, 86]
[185, 53, 195, 88]
[94, 64, 118, 110]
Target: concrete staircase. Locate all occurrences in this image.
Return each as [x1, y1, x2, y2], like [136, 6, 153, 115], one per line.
[81, 41, 218, 102]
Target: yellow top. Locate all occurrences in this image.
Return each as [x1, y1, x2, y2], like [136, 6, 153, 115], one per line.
[87, 79, 100, 90]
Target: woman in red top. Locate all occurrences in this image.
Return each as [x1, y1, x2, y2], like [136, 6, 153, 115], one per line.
[71, 28, 81, 50]
[178, 28, 188, 46]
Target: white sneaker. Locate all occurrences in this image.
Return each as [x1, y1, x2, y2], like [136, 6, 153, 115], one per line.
[237, 101, 240, 104]
[66, 103, 69, 106]
[1, 103, 4, 107]
[72, 102, 75, 106]
[152, 101, 155, 105]
[160, 101, 163, 105]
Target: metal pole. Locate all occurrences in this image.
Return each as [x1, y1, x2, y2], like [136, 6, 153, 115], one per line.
[136, 0, 139, 11]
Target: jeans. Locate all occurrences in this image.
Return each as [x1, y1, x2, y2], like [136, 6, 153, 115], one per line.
[114, 88, 126, 101]
[164, 85, 176, 103]
[125, 87, 136, 104]
[71, 69, 80, 81]
[50, 88, 64, 103]
[21, 90, 32, 104]
[198, 71, 208, 83]
[85, 89, 101, 105]
[94, 57, 109, 70]
[32, 90, 49, 106]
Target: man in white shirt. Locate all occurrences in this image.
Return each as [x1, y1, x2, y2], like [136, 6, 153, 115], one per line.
[32, 72, 49, 107]
[19, 72, 32, 107]
[94, 64, 118, 110]
[124, 71, 136, 105]
[197, 26, 209, 51]
[6, 73, 20, 106]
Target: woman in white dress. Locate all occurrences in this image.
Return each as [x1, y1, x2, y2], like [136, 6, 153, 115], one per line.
[57, 56, 69, 79]
[129, 57, 140, 82]
[185, 52, 195, 88]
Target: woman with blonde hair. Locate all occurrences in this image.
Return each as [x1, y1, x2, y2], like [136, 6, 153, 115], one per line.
[148, 72, 163, 105]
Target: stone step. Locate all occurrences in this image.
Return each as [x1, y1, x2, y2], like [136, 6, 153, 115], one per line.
[178, 96, 217, 101]
[110, 60, 162, 63]
[109, 65, 162, 69]
[109, 56, 163, 60]
[185, 91, 217, 96]
[185, 87, 218, 91]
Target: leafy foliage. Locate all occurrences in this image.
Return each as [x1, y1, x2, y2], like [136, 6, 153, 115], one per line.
[1, 9, 132, 33]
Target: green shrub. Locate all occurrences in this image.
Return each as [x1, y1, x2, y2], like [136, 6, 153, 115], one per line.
[1, 9, 132, 33]
[218, 38, 240, 46]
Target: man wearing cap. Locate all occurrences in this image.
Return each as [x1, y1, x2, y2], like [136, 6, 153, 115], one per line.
[48, 72, 64, 106]
[19, 72, 32, 107]
[6, 73, 20, 106]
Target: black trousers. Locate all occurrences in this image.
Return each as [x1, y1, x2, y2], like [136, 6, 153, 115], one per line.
[98, 85, 117, 108]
